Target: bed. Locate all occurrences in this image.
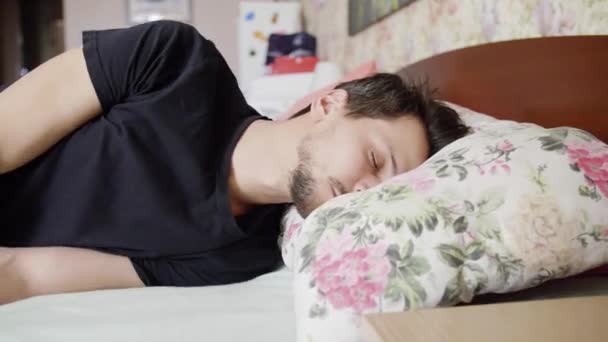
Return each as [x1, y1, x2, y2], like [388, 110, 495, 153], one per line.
[0, 267, 295, 342]
[1, 36, 607, 342]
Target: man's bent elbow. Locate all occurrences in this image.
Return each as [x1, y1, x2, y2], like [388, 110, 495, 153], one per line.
[0, 246, 145, 305]
[0, 151, 8, 174]
[0, 148, 19, 175]
[0, 248, 30, 305]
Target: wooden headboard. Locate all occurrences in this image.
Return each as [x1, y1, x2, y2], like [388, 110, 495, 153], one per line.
[398, 36, 608, 143]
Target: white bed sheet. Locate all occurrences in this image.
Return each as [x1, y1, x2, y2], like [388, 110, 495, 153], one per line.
[0, 266, 294, 342]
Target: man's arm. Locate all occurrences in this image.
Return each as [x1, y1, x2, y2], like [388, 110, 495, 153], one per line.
[0, 247, 144, 304]
[0, 48, 101, 174]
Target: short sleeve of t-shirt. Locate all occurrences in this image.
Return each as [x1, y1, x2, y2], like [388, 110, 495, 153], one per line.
[82, 20, 211, 113]
[130, 231, 283, 286]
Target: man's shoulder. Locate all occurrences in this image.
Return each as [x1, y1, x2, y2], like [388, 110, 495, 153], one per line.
[137, 20, 203, 39]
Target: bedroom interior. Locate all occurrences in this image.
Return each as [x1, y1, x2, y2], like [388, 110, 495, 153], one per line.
[1, 0, 607, 341]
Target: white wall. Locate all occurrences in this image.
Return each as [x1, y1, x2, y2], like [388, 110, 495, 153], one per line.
[62, 0, 241, 77]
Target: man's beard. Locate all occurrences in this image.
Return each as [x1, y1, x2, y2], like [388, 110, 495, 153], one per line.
[289, 142, 317, 218]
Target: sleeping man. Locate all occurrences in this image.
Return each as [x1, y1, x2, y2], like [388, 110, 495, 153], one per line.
[0, 21, 469, 303]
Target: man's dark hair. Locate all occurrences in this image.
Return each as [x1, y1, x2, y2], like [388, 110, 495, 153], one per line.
[290, 73, 470, 156]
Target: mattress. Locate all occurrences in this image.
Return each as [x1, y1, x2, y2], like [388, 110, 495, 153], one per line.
[0, 266, 294, 342]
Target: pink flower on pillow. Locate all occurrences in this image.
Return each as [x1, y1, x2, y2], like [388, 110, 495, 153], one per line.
[578, 156, 608, 181]
[345, 279, 386, 312]
[312, 230, 390, 313]
[566, 139, 608, 198]
[478, 160, 511, 176]
[408, 173, 436, 192]
[598, 181, 608, 198]
[566, 139, 606, 161]
[490, 160, 511, 175]
[314, 227, 356, 262]
[579, 157, 608, 198]
[387, 171, 436, 193]
[567, 145, 591, 161]
[601, 226, 608, 239]
[285, 222, 302, 241]
[497, 140, 515, 153]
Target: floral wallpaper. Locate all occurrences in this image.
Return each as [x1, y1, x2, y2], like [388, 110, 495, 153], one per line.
[302, 0, 608, 73]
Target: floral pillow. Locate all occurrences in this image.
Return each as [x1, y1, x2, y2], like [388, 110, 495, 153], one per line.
[283, 117, 608, 341]
[279, 101, 497, 268]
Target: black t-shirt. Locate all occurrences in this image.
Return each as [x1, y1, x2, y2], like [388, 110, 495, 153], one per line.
[0, 20, 286, 286]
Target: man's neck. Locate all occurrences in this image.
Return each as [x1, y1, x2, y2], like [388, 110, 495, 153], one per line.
[227, 114, 312, 213]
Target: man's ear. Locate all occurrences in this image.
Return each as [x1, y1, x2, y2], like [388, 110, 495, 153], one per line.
[310, 89, 348, 121]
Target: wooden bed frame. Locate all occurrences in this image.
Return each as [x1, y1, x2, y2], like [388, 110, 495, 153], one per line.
[398, 36, 608, 143]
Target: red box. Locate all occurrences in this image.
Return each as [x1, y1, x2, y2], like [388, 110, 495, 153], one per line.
[270, 56, 318, 74]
